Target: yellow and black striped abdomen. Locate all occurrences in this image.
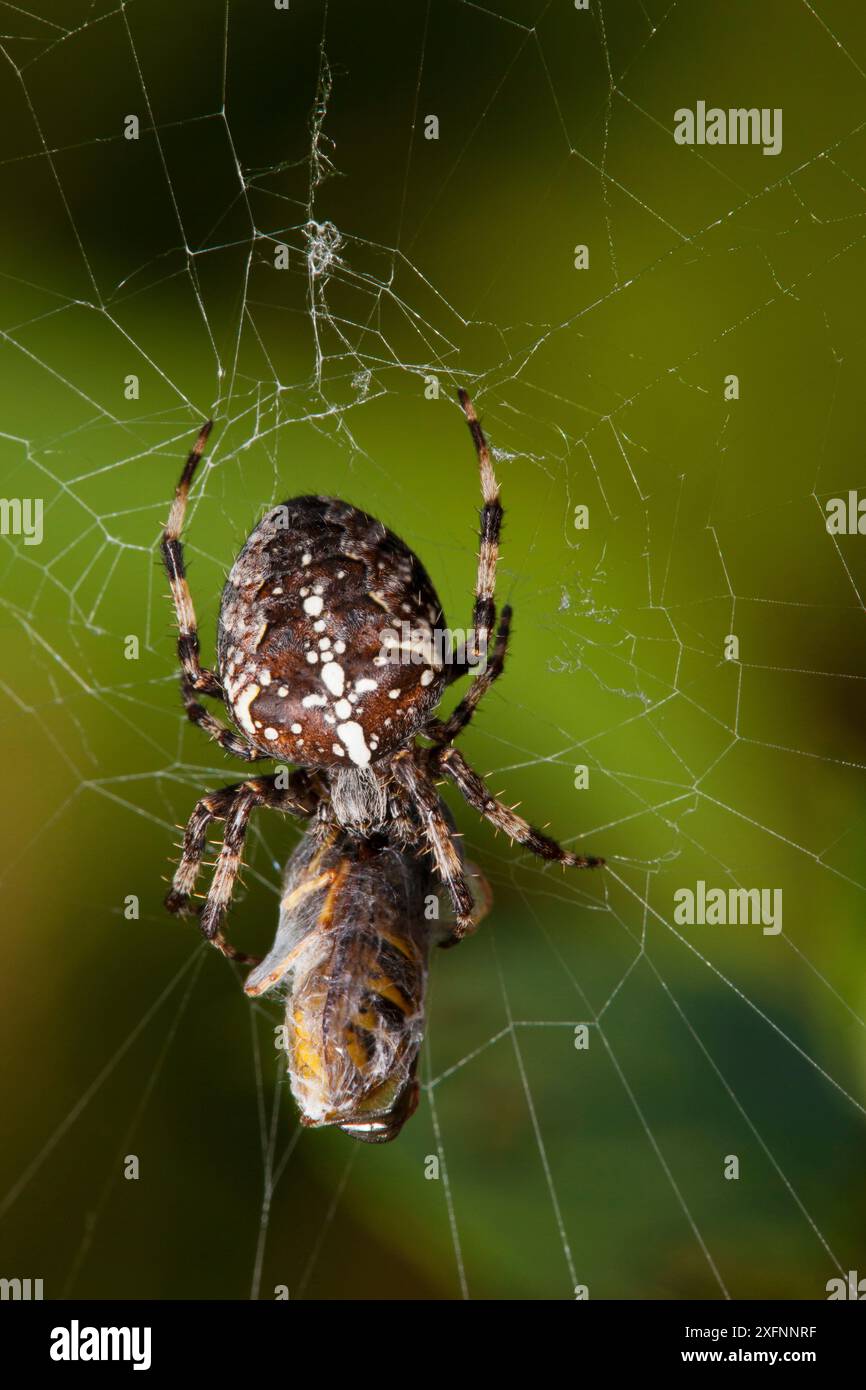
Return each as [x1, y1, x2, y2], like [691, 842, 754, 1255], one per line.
[245, 830, 436, 1142]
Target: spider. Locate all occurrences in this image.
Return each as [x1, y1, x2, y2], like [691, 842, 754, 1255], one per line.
[161, 392, 603, 1140]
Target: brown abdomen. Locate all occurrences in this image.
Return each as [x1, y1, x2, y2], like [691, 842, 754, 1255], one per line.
[217, 496, 447, 767]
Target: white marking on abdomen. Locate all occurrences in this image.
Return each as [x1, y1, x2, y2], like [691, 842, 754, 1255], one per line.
[234, 682, 261, 734]
[337, 720, 370, 766]
[321, 662, 345, 697]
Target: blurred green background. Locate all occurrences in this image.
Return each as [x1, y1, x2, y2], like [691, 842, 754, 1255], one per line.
[2, 0, 866, 1300]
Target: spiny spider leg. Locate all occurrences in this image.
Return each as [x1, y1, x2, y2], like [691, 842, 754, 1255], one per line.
[166, 782, 237, 917]
[161, 422, 268, 762]
[448, 389, 503, 684]
[426, 604, 512, 746]
[161, 422, 219, 697]
[436, 859, 494, 950]
[434, 744, 604, 872]
[166, 772, 317, 962]
[390, 752, 476, 930]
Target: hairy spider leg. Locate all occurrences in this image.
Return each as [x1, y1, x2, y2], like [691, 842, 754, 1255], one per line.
[426, 604, 512, 746]
[448, 388, 504, 684]
[160, 422, 269, 761]
[166, 772, 317, 961]
[436, 744, 604, 877]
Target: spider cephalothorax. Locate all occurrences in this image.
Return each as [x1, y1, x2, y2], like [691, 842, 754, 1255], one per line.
[161, 392, 603, 1140]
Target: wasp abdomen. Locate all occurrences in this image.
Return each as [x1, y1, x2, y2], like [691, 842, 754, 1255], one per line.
[245, 830, 435, 1142]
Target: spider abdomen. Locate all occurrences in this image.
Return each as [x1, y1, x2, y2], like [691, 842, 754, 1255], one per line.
[217, 495, 447, 767]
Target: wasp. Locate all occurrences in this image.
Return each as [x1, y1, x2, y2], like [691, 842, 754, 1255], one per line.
[244, 822, 489, 1142]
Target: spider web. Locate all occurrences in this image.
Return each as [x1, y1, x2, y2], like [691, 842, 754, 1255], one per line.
[2, 0, 866, 1300]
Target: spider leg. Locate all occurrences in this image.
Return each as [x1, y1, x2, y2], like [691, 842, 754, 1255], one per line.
[390, 752, 476, 931]
[161, 422, 267, 762]
[448, 389, 503, 684]
[165, 783, 238, 918]
[436, 859, 494, 950]
[166, 771, 317, 962]
[426, 604, 512, 747]
[433, 744, 604, 871]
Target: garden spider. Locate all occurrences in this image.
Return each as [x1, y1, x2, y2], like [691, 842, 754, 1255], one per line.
[160, 393, 603, 1139]
[162, 390, 602, 962]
